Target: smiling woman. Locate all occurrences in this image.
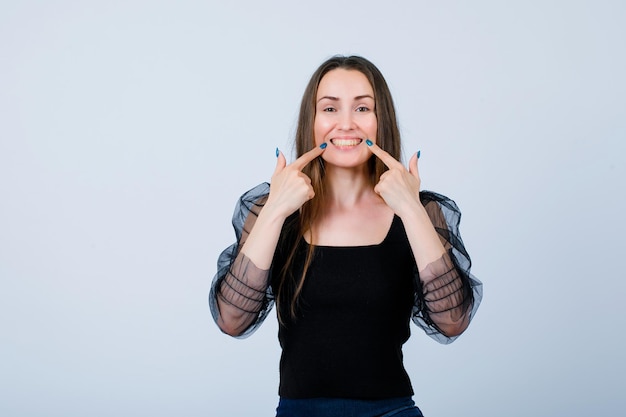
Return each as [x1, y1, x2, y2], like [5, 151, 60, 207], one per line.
[209, 55, 483, 417]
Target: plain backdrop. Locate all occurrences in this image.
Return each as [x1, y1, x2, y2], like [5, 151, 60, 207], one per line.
[1, 1, 625, 416]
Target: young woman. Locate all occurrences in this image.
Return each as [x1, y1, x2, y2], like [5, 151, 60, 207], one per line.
[209, 55, 483, 417]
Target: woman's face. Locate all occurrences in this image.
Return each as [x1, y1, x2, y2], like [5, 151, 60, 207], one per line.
[314, 68, 377, 168]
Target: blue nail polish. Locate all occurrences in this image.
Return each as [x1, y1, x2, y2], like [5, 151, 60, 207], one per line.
[276, 147, 279, 157]
[320, 142, 327, 149]
[366, 139, 373, 146]
[417, 150, 421, 159]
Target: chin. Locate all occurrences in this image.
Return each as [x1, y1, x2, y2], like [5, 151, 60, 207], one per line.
[321, 153, 370, 169]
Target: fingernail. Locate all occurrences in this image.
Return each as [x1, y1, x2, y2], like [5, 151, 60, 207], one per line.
[417, 150, 421, 159]
[366, 139, 373, 146]
[276, 147, 279, 157]
[320, 142, 327, 149]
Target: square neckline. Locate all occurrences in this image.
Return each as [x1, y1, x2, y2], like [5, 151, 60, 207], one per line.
[303, 215, 400, 249]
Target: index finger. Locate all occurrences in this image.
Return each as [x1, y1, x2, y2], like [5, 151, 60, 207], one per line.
[290, 143, 327, 171]
[366, 140, 404, 169]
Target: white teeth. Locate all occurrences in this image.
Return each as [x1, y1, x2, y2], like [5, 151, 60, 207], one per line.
[332, 139, 361, 147]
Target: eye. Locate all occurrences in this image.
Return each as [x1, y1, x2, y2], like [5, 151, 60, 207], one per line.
[356, 106, 370, 112]
[323, 107, 336, 112]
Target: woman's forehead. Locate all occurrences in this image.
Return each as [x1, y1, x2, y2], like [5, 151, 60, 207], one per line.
[317, 69, 374, 98]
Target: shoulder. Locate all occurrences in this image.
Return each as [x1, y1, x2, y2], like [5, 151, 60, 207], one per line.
[234, 182, 270, 214]
[419, 190, 463, 231]
[228, 183, 271, 237]
[239, 182, 270, 204]
[419, 190, 460, 213]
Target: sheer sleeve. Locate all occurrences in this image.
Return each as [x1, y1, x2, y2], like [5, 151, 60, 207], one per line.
[411, 191, 483, 344]
[209, 182, 275, 338]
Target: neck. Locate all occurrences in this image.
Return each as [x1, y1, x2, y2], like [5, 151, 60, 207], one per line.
[323, 164, 376, 208]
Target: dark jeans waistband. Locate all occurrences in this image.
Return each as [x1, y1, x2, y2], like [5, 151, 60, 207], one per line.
[276, 396, 423, 417]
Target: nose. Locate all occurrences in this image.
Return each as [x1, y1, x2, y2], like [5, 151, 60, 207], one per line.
[338, 110, 356, 131]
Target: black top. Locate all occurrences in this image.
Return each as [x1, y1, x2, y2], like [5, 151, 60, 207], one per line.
[273, 215, 416, 399]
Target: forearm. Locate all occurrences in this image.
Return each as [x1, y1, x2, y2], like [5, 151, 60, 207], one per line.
[399, 201, 447, 272]
[239, 203, 288, 269]
[400, 201, 472, 337]
[216, 203, 286, 335]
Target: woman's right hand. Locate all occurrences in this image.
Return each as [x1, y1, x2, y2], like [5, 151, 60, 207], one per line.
[266, 144, 327, 218]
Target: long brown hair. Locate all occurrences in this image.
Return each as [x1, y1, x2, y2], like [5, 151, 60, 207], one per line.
[278, 55, 403, 320]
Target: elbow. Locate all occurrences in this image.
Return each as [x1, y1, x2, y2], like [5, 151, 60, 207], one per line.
[436, 313, 471, 338]
[218, 322, 239, 337]
[217, 316, 248, 338]
[437, 322, 467, 338]
[213, 296, 251, 337]
[222, 328, 244, 338]
[217, 321, 240, 337]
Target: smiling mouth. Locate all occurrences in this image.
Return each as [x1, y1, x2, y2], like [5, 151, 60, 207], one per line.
[330, 138, 363, 147]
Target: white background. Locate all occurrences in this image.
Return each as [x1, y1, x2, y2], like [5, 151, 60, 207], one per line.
[1, 1, 625, 416]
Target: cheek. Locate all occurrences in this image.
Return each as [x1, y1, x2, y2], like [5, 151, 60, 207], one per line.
[313, 124, 322, 145]
[368, 116, 378, 132]
[365, 118, 378, 139]
[313, 117, 330, 144]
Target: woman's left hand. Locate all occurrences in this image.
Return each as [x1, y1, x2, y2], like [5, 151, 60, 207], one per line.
[367, 142, 423, 218]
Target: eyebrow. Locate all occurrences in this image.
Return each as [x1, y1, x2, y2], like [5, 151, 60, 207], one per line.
[317, 94, 375, 103]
